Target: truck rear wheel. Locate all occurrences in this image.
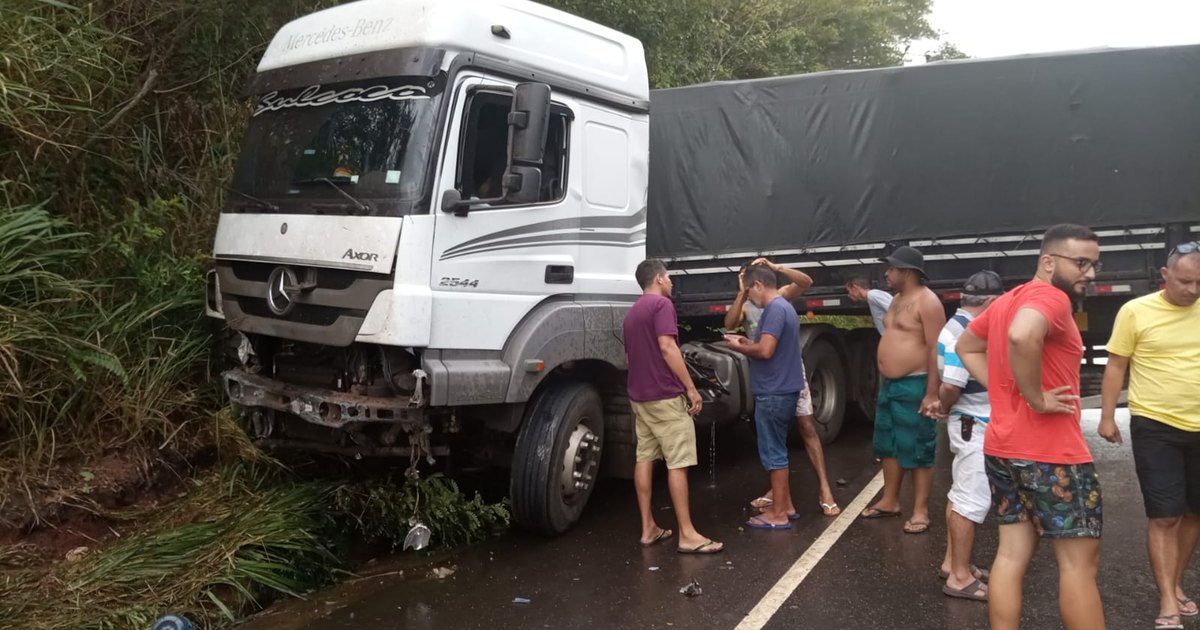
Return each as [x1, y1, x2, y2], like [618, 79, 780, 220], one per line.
[847, 333, 879, 424]
[804, 340, 846, 445]
[510, 381, 605, 535]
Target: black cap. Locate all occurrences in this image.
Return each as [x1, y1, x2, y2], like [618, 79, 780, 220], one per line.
[963, 270, 1004, 296]
[879, 246, 926, 278]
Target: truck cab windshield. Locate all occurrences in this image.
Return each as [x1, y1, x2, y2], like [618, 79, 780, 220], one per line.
[228, 75, 443, 215]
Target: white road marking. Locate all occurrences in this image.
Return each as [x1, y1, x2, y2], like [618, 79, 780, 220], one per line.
[733, 470, 886, 630]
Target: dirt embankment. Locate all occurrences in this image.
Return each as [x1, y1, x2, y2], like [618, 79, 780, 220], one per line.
[1, 445, 207, 567]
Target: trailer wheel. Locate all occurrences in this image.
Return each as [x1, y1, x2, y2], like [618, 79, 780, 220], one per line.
[510, 381, 605, 535]
[804, 340, 846, 446]
[848, 334, 879, 424]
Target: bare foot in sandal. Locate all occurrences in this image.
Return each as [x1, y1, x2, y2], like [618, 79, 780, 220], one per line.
[749, 491, 773, 510]
[943, 578, 988, 602]
[1176, 591, 1198, 617]
[903, 519, 930, 534]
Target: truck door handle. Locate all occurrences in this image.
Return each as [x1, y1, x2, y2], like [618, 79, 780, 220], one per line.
[545, 265, 574, 284]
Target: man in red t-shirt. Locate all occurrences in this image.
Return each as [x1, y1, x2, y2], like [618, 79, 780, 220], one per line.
[955, 224, 1105, 630]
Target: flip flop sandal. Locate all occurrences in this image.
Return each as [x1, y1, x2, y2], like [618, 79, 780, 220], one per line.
[678, 539, 724, 555]
[938, 565, 990, 582]
[942, 578, 988, 602]
[1178, 596, 1198, 617]
[903, 520, 930, 534]
[745, 515, 792, 530]
[749, 494, 773, 509]
[639, 528, 673, 547]
[860, 506, 902, 519]
[820, 502, 841, 516]
[1154, 613, 1184, 630]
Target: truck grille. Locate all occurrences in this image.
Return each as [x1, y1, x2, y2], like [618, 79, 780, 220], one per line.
[215, 260, 391, 346]
[236, 298, 360, 327]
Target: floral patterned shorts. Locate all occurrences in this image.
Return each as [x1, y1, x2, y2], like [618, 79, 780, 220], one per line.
[985, 456, 1102, 539]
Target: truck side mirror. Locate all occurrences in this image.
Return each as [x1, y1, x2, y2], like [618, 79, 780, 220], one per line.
[501, 83, 550, 203]
[508, 83, 551, 166]
[441, 189, 465, 214]
[442, 82, 551, 215]
[502, 166, 542, 205]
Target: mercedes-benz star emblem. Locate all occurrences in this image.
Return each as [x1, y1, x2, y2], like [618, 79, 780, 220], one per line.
[266, 267, 299, 316]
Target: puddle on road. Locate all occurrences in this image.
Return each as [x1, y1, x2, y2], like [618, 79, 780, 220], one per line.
[238, 551, 455, 630]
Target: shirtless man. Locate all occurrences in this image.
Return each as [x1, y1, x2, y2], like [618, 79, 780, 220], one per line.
[861, 246, 947, 535]
[726, 258, 840, 517]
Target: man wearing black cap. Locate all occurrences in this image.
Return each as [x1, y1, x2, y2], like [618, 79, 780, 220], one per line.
[860, 246, 947, 537]
[937, 270, 1004, 602]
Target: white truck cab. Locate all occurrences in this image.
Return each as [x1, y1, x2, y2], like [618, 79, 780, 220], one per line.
[209, 0, 656, 534]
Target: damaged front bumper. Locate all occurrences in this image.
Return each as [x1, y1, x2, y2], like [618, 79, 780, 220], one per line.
[222, 369, 427, 429]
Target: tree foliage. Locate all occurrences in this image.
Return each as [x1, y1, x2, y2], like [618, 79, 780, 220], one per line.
[924, 40, 970, 62]
[542, 0, 940, 87]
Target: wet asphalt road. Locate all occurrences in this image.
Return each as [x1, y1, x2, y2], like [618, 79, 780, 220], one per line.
[244, 409, 1198, 629]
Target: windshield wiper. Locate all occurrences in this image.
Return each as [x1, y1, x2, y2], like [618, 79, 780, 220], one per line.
[226, 187, 279, 212]
[291, 177, 369, 214]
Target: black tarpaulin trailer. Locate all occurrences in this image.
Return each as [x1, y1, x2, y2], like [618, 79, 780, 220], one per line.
[647, 44, 1200, 331]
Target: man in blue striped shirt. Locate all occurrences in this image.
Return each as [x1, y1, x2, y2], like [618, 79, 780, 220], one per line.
[938, 270, 1005, 602]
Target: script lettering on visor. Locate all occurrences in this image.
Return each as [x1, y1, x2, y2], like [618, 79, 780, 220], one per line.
[253, 84, 429, 117]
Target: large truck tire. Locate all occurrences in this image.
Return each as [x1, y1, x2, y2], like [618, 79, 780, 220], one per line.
[804, 340, 846, 446]
[510, 381, 605, 535]
[847, 333, 879, 424]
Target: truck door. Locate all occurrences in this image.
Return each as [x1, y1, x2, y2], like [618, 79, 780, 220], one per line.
[429, 76, 579, 350]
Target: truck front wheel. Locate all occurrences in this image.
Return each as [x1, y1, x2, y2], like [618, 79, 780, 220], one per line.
[510, 381, 605, 535]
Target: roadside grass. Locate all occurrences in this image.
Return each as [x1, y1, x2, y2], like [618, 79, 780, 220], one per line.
[0, 201, 213, 519]
[0, 463, 338, 630]
[0, 455, 510, 630]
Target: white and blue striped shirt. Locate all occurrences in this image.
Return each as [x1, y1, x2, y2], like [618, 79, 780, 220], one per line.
[937, 308, 990, 423]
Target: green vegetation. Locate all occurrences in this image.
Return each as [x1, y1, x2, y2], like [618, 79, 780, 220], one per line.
[1, 462, 508, 629]
[541, 0, 941, 87]
[1, 465, 339, 629]
[0, 0, 949, 626]
[334, 474, 511, 551]
[1, 0, 325, 512]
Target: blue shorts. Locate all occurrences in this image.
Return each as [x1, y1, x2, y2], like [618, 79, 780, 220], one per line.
[754, 393, 799, 471]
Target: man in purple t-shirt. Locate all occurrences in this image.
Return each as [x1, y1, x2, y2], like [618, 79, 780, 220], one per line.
[622, 259, 723, 555]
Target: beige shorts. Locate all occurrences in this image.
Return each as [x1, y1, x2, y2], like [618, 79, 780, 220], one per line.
[632, 396, 698, 469]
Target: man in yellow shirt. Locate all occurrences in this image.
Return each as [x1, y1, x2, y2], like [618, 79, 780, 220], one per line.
[1099, 243, 1200, 630]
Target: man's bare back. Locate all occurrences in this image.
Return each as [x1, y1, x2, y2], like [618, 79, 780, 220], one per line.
[878, 286, 940, 379]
